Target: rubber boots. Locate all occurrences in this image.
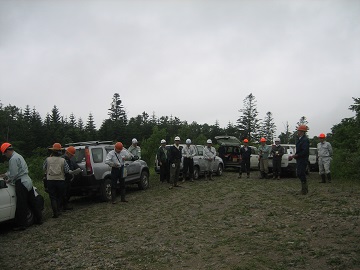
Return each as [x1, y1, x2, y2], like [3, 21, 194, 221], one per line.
[120, 189, 128, 202]
[301, 182, 308, 195]
[327, 173, 332, 183]
[51, 199, 60, 218]
[111, 188, 117, 204]
[319, 174, 326, 183]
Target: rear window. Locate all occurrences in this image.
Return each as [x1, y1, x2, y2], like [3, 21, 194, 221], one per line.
[74, 148, 85, 163]
[92, 148, 103, 163]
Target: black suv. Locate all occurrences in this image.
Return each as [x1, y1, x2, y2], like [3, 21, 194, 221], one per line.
[68, 141, 150, 201]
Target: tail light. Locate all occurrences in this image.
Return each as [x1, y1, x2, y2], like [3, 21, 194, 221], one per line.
[85, 147, 93, 175]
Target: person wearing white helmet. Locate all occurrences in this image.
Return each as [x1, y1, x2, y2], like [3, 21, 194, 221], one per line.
[203, 139, 216, 180]
[168, 136, 182, 189]
[157, 139, 169, 183]
[182, 139, 196, 182]
[128, 138, 141, 160]
[271, 138, 284, 180]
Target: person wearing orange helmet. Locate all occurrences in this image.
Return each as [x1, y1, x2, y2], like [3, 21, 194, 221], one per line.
[105, 142, 131, 203]
[239, 139, 251, 178]
[258, 137, 270, 179]
[317, 133, 333, 183]
[289, 125, 310, 194]
[43, 143, 70, 218]
[1, 142, 43, 229]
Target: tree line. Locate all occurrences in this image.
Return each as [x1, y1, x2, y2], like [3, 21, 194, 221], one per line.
[1, 94, 359, 180]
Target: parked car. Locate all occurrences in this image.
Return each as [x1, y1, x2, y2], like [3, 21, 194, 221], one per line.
[309, 147, 319, 171]
[268, 144, 298, 176]
[0, 178, 43, 226]
[154, 144, 224, 179]
[215, 136, 259, 170]
[68, 141, 150, 201]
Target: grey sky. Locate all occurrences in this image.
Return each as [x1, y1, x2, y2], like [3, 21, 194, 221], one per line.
[1, 0, 359, 138]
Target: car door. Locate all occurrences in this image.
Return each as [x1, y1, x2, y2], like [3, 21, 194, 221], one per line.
[122, 149, 141, 181]
[0, 181, 15, 222]
[196, 145, 207, 173]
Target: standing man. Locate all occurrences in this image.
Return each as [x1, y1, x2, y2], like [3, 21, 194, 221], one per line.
[1, 142, 43, 230]
[258, 137, 270, 179]
[239, 139, 251, 179]
[157, 139, 168, 183]
[289, 125, 310, 195]
[168, 136, 182, 189]
[128, 138, 141, 160]
[271, 138, 285, 180]
[43, 143, 70, 218]
[317, 133, 333, 183]
[203, 139, 216, 180]
[182, 139, 196, 182]
[105, 142, 131, 204]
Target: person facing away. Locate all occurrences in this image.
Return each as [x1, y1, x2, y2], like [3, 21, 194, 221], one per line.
[203, 139, 216, 180]
[182, 138, 196, 182]
[128, 138, 141, 160]
[317, 133, 333, 183]
[157, 139, 169, 183]
[43, 143, 70, 218]
[1, 142, 43, 230]
[105, 142, 131, 204]
[168, 136, 182, 189]
[271, 138, 285, 180]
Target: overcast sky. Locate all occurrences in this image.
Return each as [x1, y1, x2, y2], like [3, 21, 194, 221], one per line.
[1, 0, 359, 138]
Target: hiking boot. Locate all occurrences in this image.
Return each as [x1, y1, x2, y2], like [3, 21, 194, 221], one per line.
[301, 182, 308, 195]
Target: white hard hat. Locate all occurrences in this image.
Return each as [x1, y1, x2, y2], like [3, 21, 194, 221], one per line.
[207, 139, 212, 144]
[275, 138, 280, 142]
[174, 136, 180, 141]
[161, 139, 166, 144]
[186, 139, 191, 144]
[132, 138, 138, 144]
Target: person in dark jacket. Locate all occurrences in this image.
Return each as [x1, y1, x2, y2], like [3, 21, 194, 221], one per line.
[157, 139, 169, 183]
[289, 125, 310, 195]
[239, 139, 252, 178]
[168, 136, 182, 189]
[271, 138, 285, 180]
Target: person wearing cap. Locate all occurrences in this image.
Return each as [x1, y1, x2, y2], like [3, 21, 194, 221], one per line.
[105, 142, 131, 203]
[271, 138, 285, 180]
[182, 139, 196, 182]
[203, 139, 216, 180]
[43, 143, 70, 218]
[317, 133, 333, 183]
[168, 136, 182, 189]
[62, 146, 82, 209]
[128, 138, 141, 160]
[239, 139, 251, 179]
[1, 142, 43, 230]
[289, 125, 310, 195]
[157, 139, 169, 183]
[258, 138, 271, 179]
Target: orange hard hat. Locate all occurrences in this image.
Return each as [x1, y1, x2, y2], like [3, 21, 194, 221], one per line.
[319, 133, 326, 139]
[1, 142, 12, 153]
[66, 146, 76, 156]
[260, 137, 266, 142]
[115, 142, 123, 151]
[297, 125, 308, 132]
[243, 139, 249, 143]
[49, 143, 63, 151]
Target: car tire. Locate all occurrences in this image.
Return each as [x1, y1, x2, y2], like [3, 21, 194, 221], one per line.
[193, 167, 199, 180]
[100, 178, 112, 202]
[138, 171, 149, 190]
[216, 164, 223, 176]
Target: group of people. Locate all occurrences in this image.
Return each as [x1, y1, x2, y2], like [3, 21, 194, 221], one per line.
[157, 137, 217, 189]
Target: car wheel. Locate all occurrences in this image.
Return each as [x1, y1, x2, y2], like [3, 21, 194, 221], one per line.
[193, 167, 199, 180]
[100, 178, 112, 202]
[216, 164, 223, 176]
[138, 171, 149, 190]
[25, 209, 34, 227]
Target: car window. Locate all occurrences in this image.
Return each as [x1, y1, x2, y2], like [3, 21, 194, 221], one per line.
[309, 148, 317, 155]
[197, 145, 204, 155]
[74, 148, 85, 163]
[92, 148, 103, 163]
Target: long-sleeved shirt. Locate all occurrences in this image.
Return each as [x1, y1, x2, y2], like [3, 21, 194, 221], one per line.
[157, 146, 168, 164]
[128, 145, 141, 159]
[295, 136, 310, 159]
[182, 145, 196, 159]
[203, 146, 216, 161]
[317, 141, 333, 158]
[5, 151, 33, 191]
[258, 144, 271, 159]
[43, 156, 70, 180]
[105, 149, 131, 168]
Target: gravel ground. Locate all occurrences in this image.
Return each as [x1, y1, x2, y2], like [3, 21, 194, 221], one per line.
[1, 171, 359, 270]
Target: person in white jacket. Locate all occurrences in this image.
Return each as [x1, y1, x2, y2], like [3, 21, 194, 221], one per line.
[203, 139, 216, 180]
[182, 139, 196, 182]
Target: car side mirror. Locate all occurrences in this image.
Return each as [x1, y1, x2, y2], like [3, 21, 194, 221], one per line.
[0, 180, 7, 189]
